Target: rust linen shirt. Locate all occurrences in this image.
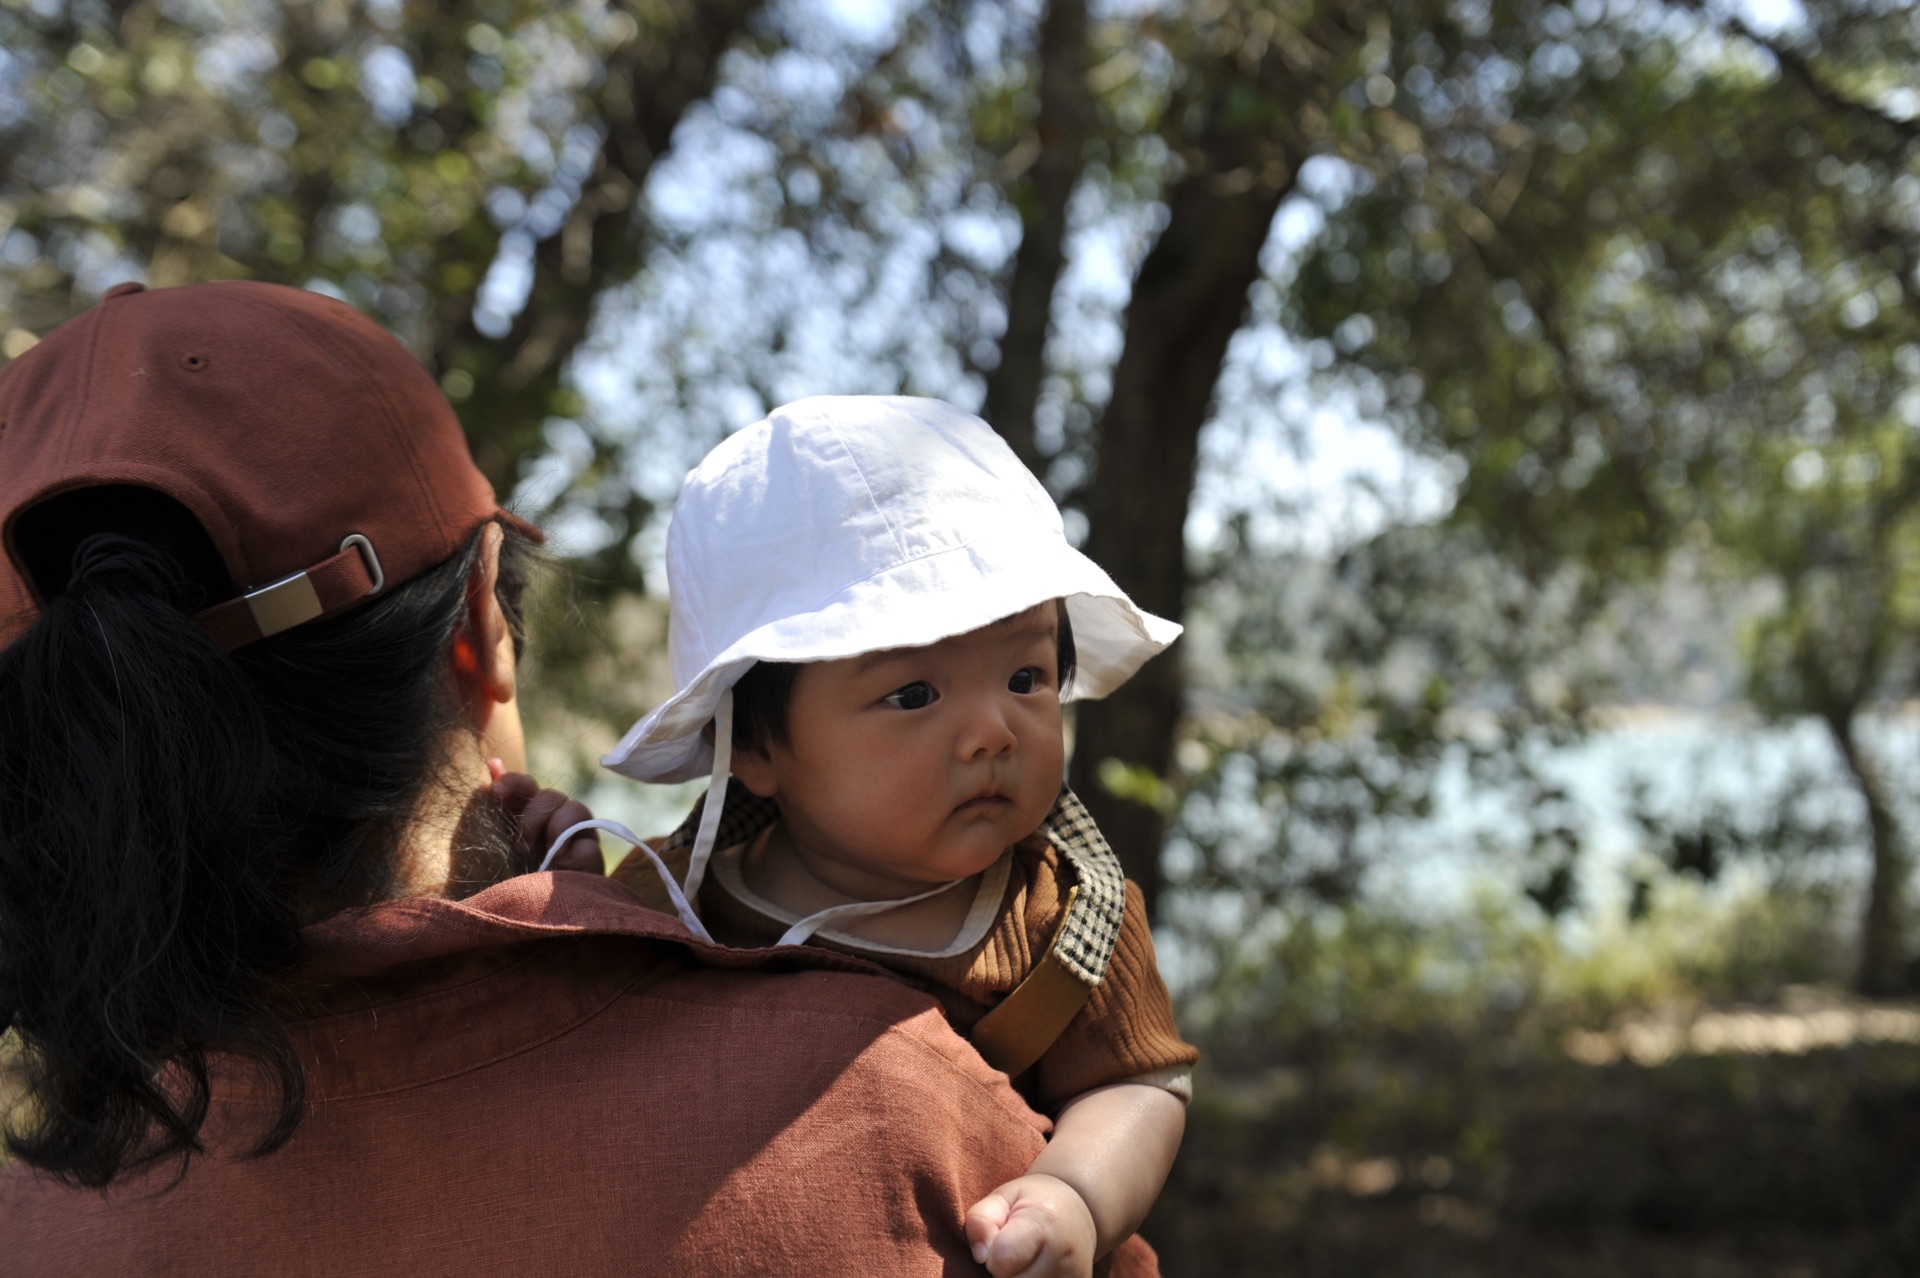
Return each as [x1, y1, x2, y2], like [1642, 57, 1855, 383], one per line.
[0, 872, 1160, 1277]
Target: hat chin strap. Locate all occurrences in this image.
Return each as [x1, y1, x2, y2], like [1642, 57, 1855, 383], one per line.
[682, 687, 733, 905]
[773, 878, 966, 947]
[541, 815, 715, 944]
[536, 689, 734, 946]
[546, 689, 968, 951]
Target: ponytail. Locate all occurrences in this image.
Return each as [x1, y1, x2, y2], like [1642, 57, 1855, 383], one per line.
[0, 533, 299, 1183]
[0, 502, 537, 1186]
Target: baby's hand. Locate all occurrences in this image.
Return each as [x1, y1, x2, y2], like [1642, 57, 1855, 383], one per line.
[965, 1173, 1097, 1278]
[488, 759, 602, 874]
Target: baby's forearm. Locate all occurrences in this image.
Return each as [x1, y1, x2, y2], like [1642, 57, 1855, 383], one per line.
[1026, 1081, 1186, 1257]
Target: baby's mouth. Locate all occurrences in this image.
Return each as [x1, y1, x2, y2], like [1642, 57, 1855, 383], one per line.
[953, 790, 1012, 815]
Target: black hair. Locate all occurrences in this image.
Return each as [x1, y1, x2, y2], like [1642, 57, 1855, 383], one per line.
[731, 599, 1077, 751]
[0, 486, 536, 1187]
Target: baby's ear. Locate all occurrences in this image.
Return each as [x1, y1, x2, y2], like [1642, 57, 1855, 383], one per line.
[728, 739, 780, 799]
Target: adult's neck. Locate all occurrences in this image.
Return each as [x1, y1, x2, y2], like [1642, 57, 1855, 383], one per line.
[397, 729, 520, 900]
[298, 729, 516, 923]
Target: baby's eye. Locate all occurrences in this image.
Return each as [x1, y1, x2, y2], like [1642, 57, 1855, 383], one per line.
[1008, 667, 1045, 695]
[883, 681, 939, 710]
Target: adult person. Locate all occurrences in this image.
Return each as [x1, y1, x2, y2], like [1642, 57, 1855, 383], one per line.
[0, 281, 1158, 1277]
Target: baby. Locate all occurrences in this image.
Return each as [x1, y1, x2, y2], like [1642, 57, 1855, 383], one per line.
[544, 396, 1196, 1276]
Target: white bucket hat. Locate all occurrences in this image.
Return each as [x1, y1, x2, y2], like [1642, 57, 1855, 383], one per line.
[544, 395, 1180, 935]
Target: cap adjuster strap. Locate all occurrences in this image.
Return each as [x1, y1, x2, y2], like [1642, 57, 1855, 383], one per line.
[243, 566, 325, 637]
[339, 533, 384, 593]
[193, 533, 384, 650]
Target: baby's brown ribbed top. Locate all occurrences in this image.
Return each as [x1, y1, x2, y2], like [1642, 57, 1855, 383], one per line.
[613, 825, 1198, 1109]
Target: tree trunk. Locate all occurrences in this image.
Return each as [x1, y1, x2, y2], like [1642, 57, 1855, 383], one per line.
[981, 0, 1089, 476]
[433, 0, 764, 508]
[1827, 710, 1910, 994]
[1068, 151, 1297, 919]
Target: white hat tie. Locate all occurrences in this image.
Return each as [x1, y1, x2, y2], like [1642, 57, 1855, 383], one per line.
[535, 688, 735, 942]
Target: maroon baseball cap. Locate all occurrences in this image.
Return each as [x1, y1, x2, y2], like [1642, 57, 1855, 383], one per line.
[0, 280, 539, 648]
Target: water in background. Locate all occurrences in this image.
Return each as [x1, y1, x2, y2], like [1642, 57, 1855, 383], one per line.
[578, 708, 1917, 977]
[1392, 711, 1877, 906]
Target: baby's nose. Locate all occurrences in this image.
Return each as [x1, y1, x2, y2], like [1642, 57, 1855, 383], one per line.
[955, 699, 1019, 759]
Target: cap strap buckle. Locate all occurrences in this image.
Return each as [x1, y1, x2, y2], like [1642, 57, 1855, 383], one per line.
[340, 533, 384, 594]
[243, 569, 324, 637]
[192, 533, 383, 651]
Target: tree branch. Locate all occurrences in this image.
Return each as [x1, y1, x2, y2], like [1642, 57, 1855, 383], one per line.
[1701, 5, 1920, 144]
[981, 0, 1091, 478]
[434, 0, 763, 502]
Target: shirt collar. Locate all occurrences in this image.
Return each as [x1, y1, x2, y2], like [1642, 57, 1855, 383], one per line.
[248, 873, 891, 1102]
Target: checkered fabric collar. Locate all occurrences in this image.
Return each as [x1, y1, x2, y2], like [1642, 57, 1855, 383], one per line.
[657, 784, 1127, 986]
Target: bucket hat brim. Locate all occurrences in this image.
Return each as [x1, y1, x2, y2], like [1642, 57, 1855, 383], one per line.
[602, 521, 1180, 783]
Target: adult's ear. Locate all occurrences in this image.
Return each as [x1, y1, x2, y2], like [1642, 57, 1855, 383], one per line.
[457, 522, 517, 711]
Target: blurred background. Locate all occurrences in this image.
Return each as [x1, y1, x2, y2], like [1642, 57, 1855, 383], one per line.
[5, 0, 1920, 1270]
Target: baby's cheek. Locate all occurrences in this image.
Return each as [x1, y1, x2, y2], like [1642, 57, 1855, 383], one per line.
[827, 764, 928, 848]
[1026, 712, 1067, 787]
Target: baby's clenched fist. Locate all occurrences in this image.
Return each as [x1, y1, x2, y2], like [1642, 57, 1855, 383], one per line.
[488, 760, 602, 874]
[965, 1173, 1097, 1278]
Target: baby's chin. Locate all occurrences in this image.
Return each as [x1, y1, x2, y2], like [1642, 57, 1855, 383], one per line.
[937, 805, 1048, 868]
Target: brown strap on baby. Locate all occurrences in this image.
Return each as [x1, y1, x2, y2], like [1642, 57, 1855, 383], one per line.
[969, 886, 1095, 1078]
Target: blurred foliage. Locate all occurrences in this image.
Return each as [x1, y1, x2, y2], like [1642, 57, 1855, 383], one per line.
[1177, 0, 1920, 991]
[7, 0, 1920, 1265]
[1189, 878, 1850, 1050]
[1150, 880, 1920, 1277]
[0, 0, 760, 598]
[1173, 515, 1614, 934]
